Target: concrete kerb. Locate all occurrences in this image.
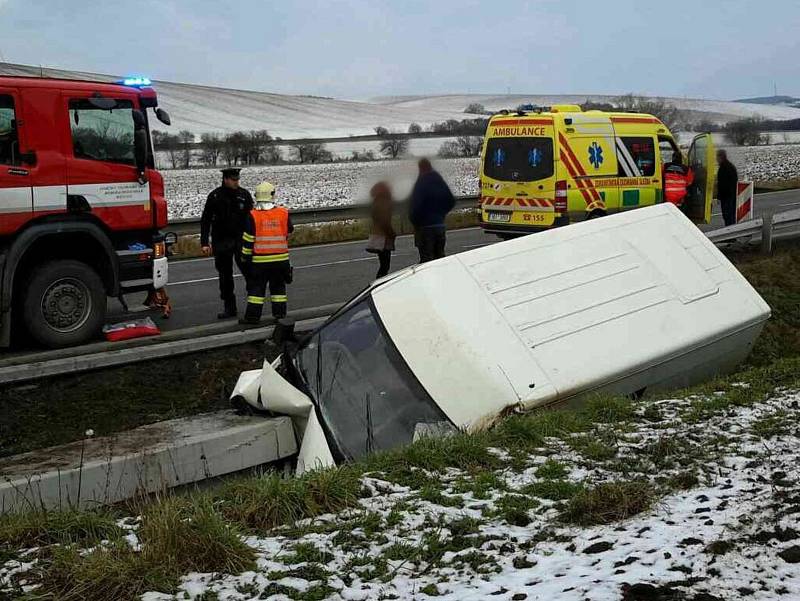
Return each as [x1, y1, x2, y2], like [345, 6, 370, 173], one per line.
[0, 309, 336, 386]
[0, 411, 298, 513]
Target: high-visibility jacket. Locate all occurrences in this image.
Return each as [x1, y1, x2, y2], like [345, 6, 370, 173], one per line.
[241, 206, 293, 263]
[664, 163, 694, 206]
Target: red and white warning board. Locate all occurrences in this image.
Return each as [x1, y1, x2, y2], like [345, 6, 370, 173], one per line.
[736, 181, 754, 223]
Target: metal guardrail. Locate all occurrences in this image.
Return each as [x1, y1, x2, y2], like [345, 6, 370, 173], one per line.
[703, 207, 800, 253]
[167, 196, 481, 235]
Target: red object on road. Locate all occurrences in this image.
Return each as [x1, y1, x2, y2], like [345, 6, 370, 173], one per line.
[103, 317, 161, 342]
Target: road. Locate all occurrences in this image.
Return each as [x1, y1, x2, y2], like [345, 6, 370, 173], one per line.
[116, 189, 799, 332]
[2, 189, 797, 358]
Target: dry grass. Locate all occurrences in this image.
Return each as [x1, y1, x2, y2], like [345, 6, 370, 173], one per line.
[560, 481, 655, 525]
[170, 209, 480, 259]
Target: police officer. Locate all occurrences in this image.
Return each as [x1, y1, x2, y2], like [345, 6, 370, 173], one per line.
[200, 168, 254, 319]
[239, 182, 294, 324]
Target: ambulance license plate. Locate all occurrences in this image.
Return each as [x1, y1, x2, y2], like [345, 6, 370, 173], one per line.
[487, 211, 511, 223]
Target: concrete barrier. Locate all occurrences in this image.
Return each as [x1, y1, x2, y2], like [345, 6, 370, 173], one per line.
[0, 411, 297, 513]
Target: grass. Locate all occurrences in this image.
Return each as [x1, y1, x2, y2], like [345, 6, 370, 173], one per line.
[0, 342, 268, 458]
[31, 496, 255, 601]
[560, 481, 655, 526]
[0, 509, 122, 549]
[170, 209, 480, 259]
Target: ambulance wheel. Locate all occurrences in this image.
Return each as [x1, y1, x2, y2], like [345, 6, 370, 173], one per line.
[22, 260, 106, 348]
[587, 210, 607, 220]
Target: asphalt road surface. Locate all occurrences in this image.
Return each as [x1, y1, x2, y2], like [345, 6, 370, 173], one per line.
[115, 189, 799, 333]
[3, 190, 797, 357]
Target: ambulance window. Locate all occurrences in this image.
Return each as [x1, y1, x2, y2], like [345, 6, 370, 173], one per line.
[617, 136, 656, 177]
[659, 137, 679, 164]
[484, 137, 554, 181]
[0, 95, 19, 166]
[69, 99, 136, 165]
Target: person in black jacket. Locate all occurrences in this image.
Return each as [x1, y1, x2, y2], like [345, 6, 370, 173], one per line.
[200, 168, 254, 318]
[409, 158, 456, 262]
[717, 149, 739, 226]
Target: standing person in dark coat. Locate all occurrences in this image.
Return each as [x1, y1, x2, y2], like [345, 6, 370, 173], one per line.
[409, 158, 456, 263]
[717, 149, 739, 226]
[366, 181, 396, 279]
[200, 168, 254, 318]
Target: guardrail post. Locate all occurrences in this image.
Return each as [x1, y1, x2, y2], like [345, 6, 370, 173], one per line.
[761, 213, 773, 255]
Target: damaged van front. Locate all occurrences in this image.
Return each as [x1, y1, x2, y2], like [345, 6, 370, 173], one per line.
[233, 204, 770, 474]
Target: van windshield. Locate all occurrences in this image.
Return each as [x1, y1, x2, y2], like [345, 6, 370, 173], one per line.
[484, 137, 554, 182]
[293, 297, 452, 461]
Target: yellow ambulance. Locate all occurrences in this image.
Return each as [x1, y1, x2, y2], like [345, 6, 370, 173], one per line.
[478, 105, 715, 238]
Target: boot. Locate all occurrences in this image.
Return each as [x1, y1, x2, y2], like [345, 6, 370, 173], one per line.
[217, 298, 237, 319]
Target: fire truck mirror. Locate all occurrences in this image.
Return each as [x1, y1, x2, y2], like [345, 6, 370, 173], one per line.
[155, 108, 171, 126]
[134, 127, 148, 182]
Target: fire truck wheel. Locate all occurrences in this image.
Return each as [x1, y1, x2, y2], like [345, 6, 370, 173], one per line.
[22, 260, 106, 348]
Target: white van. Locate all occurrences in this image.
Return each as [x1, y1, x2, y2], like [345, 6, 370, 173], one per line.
[233, 203, 770, 472]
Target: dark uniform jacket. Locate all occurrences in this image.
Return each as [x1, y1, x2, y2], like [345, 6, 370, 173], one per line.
[409, 171, 456, 228]
[200, 186, 254, 253]
[717, 160, 739, 202]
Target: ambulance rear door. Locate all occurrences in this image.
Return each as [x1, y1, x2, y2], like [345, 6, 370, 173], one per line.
[684, 133, 716, 224]
[482, 116, 557, 228]
[558, 115, 619, 215]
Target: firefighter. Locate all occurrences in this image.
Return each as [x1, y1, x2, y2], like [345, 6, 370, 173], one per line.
[200, 168, 254, 319]
[663, 150, 694, 209]
[239, 182, 294, 324]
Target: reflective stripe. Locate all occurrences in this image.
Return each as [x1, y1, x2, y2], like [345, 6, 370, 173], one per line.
[242, 247, 253, 255]
[247, 295, 266, 304]
[252, 253, 289, 263]
[271, 295, 288, 302]
[242, 232, 255, 242]
[256, 235, 286, 242]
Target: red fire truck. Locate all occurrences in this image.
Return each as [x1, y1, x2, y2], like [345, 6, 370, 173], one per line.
[0, 76, 170, 348]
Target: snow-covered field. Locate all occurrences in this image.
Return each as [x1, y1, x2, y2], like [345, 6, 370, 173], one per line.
[4, 373, 797, 600]
[165, 158, 479, 219]
[164, 143, 800, 220]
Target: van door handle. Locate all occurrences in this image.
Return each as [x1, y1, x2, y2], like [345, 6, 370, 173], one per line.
[7, 167, 29, 176]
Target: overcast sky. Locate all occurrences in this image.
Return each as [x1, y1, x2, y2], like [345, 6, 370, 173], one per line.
[0, 0, 794, 100]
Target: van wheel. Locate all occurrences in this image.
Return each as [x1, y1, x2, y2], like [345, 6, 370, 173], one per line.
[22, 260, 106, 348]
[587, 210, 607, 220]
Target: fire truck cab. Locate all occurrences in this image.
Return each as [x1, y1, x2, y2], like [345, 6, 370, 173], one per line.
[0, 76, 170, 348]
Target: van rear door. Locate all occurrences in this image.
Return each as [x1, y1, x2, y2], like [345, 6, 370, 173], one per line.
[684, 133, 716, 224]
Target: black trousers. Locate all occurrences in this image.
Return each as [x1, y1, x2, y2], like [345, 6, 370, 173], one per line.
[244, 260, 289, 320]
[214, 248, 245, 302]
[376, 250, 391, 278]
[415, 226, 446, 263]
[720, 197, 736, 226]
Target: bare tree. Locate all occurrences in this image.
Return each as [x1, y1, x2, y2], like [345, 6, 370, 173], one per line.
[158, 133, 182, 168]
[464, 103, 486, 115]
[200, 132, 224, 166]
[438, 136, 483, 158]
[241, 129, 272, 164]
[724, 117, 770, 146]
[379, 135, 409, 159]
[408, 122, 422, 134]
[374, 126, 389, 137]
[177, 130, 194, 168]
[613, 94, 686, 133]
[292, 142, 332, 163]
[263, 145, 282, 164]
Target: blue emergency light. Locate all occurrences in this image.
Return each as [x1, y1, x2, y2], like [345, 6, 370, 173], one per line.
[121, 77, 152, 87]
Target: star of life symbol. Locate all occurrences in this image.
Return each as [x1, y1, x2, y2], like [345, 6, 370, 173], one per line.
[588, 142, 604, 169]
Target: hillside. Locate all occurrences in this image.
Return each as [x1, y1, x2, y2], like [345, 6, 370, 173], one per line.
[373, 93, 800, 123]
[5, 63, 800, 140]
[0, 63, 467, 139]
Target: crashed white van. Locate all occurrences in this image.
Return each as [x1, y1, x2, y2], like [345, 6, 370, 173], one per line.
[232, 203, 770, 472]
